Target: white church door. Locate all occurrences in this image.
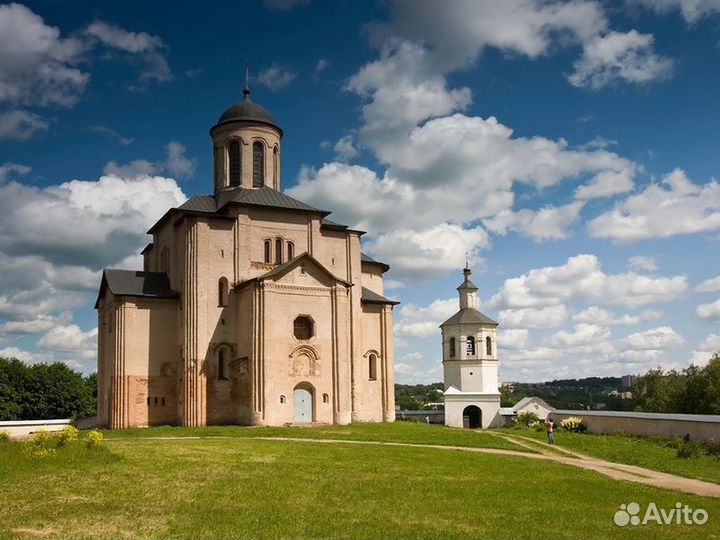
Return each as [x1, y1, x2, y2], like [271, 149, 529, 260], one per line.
[293, 386, 313, 424]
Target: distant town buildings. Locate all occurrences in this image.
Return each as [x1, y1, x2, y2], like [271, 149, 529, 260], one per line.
[622, 375, 638, 388]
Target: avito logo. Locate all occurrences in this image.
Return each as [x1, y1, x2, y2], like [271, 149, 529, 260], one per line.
[614, 502, 708, 527]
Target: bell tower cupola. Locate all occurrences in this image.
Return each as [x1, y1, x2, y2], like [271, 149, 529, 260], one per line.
[458, 264, 479, 310]
[209, 67, 283, 195]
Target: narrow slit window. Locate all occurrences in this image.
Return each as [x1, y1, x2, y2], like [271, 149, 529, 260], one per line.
[449, 337, 456, 358]
[368, 354, 377, 381]
[275, 238, 283, 264]
[287, 242, 294, 260]
[486, 336, 492, 356]
[264, 240, 271, 263]
[218, 277, 229, 307]
[253, 142, 264, 187]
[273, 146, 279, 186]
[229, 141, 241, 186]
[218, 349, 227, 380]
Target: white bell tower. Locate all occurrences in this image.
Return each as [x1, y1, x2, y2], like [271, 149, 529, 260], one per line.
[441, 265, 501, 428]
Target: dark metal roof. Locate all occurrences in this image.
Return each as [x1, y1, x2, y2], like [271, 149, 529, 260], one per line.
[441, 308, 498, 327]
[361, 253, 390, 273]
[149, 187, 330, 234]
[218, 186, 327, 214]
[212, 91, 282, 135]
[457, 266, 478, 290]
[176, 188, 326, 215]
[178, 195, 216, 213]
[361, 287, 399, 306]
[95, 269, 179, 308]
[321, 218, 348, 229]
[457, 277, 478, 290]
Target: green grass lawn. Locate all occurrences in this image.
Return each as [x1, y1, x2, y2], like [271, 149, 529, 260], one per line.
[2, 425, 720, 539]
[102, 421, 532, 452]
[501, 426, 720, 485]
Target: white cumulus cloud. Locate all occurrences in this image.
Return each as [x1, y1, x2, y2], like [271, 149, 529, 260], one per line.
[588, 169, 720, 242]
[618, 326, 684, 350]
[697, 299, 720, 322]
[489, 254, 687, 309]
[569, 30, 673, 90]
[696, 276, 720, 293]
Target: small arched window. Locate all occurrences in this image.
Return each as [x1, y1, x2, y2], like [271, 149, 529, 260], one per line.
[218, 277, 229, 307]
[228, 141, 241, 187]
[218, 349, 228, 380]
[322, 393, 329, 403]
[275, 238, 283, 264]
[486, 336, 492, 356]
[264, 240, 271, 263]
[449, 337, 456, 359]
[466, 336, 475, 357]
[280, 395, 286, 404]
[368, 353, 378, 381]
[273, 145, 279, 186]
[287, 242, 295, 260]
[293, 316, 313, 340]
[253, 142, 264, 187]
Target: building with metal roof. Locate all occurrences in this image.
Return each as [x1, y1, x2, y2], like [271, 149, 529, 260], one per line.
[95, 87, 398, 430]
[441, 265, 501, 429]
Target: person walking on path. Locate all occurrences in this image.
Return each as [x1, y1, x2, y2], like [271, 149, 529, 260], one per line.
[545, 415, 555, 445]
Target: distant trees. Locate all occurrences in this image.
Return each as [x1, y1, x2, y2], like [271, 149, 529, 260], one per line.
[634, 354, 720, 414]
[0, 357, 96, 421]
[501, 376, 634, 411]
[395, 383, 444, 410]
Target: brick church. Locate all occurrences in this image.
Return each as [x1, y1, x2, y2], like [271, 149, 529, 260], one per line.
[95, 86, 398, 428]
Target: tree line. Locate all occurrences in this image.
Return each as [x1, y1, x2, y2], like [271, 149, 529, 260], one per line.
[500, 375, 634, 411]
[633, 354, 720, 414]
[0, 357, 96, 421]
[1, 352, 719, 420]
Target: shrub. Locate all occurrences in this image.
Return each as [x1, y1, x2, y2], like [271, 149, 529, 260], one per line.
[56, 426, 79, 446]
[0, 430, 9, 442]
[677, 442, 700, 459]
[27, 429, 55, 446]
[85, 430, 104, 448]
[516, 411, 540, 427]
[703, 442, 720, 458]
[664, 437, 684, 449]
[24, 429, 57, 459]
[534, 423, 546, 433]
[560, 417, 587, 433]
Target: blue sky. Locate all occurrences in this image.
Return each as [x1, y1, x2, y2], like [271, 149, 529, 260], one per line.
[1, 0, 720, 383]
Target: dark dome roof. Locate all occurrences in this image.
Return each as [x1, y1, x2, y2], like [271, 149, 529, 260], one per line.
[213, 89, 282, 134]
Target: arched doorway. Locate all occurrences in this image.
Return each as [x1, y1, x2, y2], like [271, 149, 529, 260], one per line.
[462, 405, 482, 429]
[293, 384, 314, 424]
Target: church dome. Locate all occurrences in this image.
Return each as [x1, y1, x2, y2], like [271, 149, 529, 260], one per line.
[213, 89, 282, 134]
